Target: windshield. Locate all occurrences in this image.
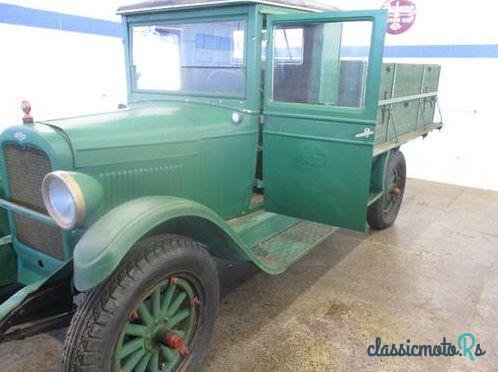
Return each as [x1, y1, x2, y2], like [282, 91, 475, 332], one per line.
[131, 20, 246, 97]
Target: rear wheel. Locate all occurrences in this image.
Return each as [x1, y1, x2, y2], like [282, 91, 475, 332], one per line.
[367, 150, 406, 230]
[61, 235, 219, 372]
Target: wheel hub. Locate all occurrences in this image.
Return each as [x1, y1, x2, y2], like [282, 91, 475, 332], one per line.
[384, 169, 401, 214]
[156, 328, 183, 349]
[391, 187, 401, 200]
[115, 275, 200, 370]
[155, 328, 190, 357]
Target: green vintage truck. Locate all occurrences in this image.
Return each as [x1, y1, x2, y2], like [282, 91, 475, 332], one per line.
[0, 0, 442, 370]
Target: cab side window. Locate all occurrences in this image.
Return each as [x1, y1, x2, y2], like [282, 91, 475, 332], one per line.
[272, 21, 372, 108]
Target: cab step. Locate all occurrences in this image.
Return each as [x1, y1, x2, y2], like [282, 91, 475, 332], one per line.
[229, 210, 337, 273]
[229, 210, 297, 248]
[250, 220, 337, 273]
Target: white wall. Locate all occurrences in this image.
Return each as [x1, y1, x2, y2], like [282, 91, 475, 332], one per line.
[0, 1, 130, 122]
[0, 23, 126, 123]
[0, 0, 497, 191]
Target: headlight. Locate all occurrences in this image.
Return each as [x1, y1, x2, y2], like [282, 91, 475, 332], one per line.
[42, 171, 103, 230]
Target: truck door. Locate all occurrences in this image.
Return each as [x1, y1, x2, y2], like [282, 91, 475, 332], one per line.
[263, 10, 387, 231]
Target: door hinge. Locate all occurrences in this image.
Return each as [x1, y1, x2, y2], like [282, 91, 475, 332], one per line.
[260, 114, 266, 125]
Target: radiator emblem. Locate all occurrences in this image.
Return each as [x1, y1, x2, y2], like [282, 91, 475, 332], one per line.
[14, 131, 27, 142]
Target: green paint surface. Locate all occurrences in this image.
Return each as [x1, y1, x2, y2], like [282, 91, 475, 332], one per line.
[0, 3, 441, 302]
[0, 245, 16, 287]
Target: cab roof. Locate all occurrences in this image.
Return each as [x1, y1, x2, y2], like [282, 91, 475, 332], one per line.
[117, 0, 338, 15]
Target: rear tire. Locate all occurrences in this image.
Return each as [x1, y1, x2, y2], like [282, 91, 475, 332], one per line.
[367, 150, 406, 230]
[61, 234, 219, 372]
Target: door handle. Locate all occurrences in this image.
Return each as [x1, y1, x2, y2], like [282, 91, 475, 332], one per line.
[355, 128, 375, 139]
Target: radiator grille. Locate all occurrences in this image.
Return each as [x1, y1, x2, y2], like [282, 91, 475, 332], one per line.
[3, 144, 64, 259]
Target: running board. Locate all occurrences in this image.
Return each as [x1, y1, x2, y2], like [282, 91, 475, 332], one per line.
[229, 210, 337, 274]
[250, 220, 337, 273]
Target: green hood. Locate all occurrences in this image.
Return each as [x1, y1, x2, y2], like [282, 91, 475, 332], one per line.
[0, 99, 258, 219]
[43, 101, 240, 168]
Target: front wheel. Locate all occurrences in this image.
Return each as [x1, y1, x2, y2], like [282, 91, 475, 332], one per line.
[367, 150, 407, 230]
[61, 235, 219, 372]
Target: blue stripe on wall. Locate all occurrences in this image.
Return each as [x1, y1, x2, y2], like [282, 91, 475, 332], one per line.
[343, 44, 498, 58]
[0, 3, 121, 37]
[1, 3, 498, 58]
[386, 44, 498, 58]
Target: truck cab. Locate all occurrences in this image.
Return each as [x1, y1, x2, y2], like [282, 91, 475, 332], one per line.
[0, 1, 441, 370]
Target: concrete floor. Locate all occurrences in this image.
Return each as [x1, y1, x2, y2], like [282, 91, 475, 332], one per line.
[1, 179, 497, 371]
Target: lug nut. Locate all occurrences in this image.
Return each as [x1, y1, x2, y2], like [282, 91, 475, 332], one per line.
[180, 346, 190, 357]
[128, 309, 139, 321]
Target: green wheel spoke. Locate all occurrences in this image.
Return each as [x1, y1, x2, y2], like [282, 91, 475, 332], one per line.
[167, 292, 187, 317]
[138, 303, 154, 326]
[136, 352, 152, 372]
[123, 349, 146, 372]
[176, 279, 195, 297]
[161, 285, 176, 316]
[116, 274, 200, 372]
[124, 323, 148, 337]
[160, 345, 178, 363]
[168, 309, 190, 328]
[152, 287, 162, 318]
[118, 338, 144, 360]
[148, 350, 159, 372]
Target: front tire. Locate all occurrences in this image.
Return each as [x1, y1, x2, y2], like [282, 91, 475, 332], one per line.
[367, 150, 407, 230]
[61, 235, 219, 372]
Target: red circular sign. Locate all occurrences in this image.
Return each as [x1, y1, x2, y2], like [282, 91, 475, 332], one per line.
[382, 0, 417, 35]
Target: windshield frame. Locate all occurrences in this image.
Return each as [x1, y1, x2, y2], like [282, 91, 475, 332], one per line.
[126, 12, 250, 101]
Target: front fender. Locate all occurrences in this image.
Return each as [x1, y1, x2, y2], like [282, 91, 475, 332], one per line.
[73, 196, 248, 291]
